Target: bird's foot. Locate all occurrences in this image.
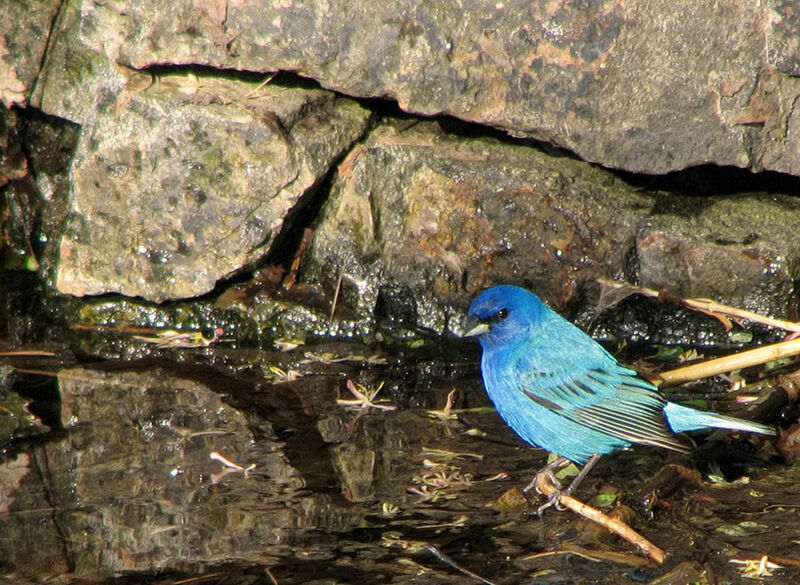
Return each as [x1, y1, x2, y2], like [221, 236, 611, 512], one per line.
[524, 454, 602, 516]
[523, 457, 570, 515]
[533, 489, 568, 515]
[523, 456, 570, 494]
[523, 465, 559, 494]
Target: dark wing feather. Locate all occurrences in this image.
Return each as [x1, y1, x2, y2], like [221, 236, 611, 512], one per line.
[519, 364, 688, 453]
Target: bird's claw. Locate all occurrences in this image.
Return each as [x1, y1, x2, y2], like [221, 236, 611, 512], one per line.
[524, 454, 602, 515]
[532, 491, 567, 515]
[523, 458, 567, 493]
[523, 466, 561, 494]
[522, 465, 569, 515]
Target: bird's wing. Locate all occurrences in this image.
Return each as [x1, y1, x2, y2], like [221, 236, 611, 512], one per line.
[516, 356, 688, 453]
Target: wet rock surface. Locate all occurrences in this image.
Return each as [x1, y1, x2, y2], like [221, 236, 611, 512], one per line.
[2, 107, 800, 362]
[5, 109, 800, 353]
[3, 2, 800, 324]
[304, 119, 655, 334]
[638, 194, 800, 319]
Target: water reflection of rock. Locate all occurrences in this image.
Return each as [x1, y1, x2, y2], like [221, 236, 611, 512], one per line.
[319, 409, 440, 503]
[0, 367, 367, 579]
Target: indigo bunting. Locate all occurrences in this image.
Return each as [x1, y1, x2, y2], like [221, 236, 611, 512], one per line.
[465, 285, 774, 497]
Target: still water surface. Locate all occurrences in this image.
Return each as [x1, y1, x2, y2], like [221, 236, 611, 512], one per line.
[1, 344, 799, 584]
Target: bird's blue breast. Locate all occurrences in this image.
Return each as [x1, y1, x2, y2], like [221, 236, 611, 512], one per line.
[480, 339, 635, 464]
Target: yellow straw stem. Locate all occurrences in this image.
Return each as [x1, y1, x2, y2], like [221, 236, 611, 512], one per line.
[598, 280, 800, 333]
[656, 337, 800, 387]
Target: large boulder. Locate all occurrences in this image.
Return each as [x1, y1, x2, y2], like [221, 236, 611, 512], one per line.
[303, 120, 654, 333]
[56, 75, 370, 300]
[25, 0, 800, 176]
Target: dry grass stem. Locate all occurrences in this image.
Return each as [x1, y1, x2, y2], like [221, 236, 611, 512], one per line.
[599, 280, 800, 333]
[535, 472, 665, 564]
[656, 337, 800, 387]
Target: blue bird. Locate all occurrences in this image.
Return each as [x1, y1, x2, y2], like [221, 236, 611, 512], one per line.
[465, 285, 774, 501]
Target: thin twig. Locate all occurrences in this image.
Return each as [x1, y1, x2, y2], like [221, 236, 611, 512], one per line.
[283, 227, 313, 289]
[656, 337, 800, 387]
[244, 73, 277, 98]
[520, 544, 653, 567]
[209, 451, 256, 477]
[425, 544, 497, 585]
[598, 280, 800, 333]
[329, 271, 343, 323]
[265, 567, 279, 585]
[170, 573, 222, 584]
[535, 473, 664, 564]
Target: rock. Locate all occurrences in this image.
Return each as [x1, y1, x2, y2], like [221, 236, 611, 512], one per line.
[638, 194, 800, 318]
[56, 74, 370, 300]
[6, 0, 800, 344]
[329, 443, 377, 502]
[0, 108, 27, 189]
[2, 108, 79, 279]
[303, 120, 654, 334]
[0, 109, 34, 271]
[20, 111, 81, 283]
[28, 0, 131, 125]
[26, 0, 800, 176]
[0, 0, 59, 107]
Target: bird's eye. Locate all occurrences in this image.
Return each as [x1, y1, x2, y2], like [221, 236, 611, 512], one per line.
[491, 308, 509, 322]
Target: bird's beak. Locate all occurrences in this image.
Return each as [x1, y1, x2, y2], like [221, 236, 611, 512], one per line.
[462, 317, 489, 338]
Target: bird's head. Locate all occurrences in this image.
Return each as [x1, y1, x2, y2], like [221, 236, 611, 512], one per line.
[463, 285, 548, 348]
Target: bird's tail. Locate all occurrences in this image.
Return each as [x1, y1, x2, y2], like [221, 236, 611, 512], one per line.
[663, 402, 775, 435]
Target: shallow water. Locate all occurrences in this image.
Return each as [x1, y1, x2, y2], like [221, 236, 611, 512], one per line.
[1, 344, 799, 585]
